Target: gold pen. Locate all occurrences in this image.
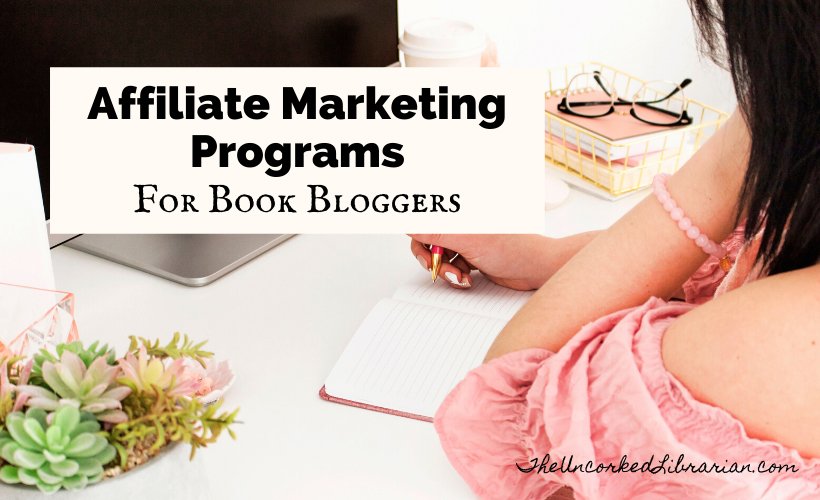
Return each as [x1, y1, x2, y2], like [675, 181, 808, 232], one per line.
[430, 245, 444, 282]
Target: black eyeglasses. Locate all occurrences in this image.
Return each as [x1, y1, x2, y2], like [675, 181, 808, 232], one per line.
[557, 71, 693, 127]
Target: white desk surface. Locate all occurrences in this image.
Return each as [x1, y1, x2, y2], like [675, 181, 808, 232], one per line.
[9, 186, 641, 500]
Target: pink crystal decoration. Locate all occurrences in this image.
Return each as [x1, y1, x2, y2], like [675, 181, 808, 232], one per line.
[0, 283, 79, 358]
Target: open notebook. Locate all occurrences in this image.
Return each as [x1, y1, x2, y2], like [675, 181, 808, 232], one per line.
[321, 276, 533, 421]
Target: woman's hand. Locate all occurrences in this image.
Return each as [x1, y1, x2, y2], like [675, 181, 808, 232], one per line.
[409, 233, 597, 291]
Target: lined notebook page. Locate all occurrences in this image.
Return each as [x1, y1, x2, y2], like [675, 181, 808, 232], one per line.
[394, 275, 533, 320]
[325, 277, 532, 418]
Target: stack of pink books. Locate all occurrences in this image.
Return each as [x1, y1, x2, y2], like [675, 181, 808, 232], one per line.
[544, 92, 692, 171]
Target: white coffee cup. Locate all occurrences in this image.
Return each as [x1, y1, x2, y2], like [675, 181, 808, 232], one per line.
[399, 18, 487, 67]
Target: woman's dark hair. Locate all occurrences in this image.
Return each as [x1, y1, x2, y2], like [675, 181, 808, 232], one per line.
[689, 0, 819, 275]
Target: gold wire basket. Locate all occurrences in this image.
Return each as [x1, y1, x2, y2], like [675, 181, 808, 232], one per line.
[545, 62, 728, 197]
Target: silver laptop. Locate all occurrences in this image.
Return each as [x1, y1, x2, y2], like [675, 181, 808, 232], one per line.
[61, 234, 293, 287]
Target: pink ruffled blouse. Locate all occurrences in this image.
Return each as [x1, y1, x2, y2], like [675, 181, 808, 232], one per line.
[434, 230, 820, 499]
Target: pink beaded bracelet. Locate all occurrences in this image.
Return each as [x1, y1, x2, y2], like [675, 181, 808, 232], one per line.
[652, 173, 732, 272]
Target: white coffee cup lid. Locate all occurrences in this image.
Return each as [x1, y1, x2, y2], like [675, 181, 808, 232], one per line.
[399, 18, 487, 59]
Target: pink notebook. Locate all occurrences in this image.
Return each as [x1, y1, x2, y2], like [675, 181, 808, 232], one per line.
[320, 276, 532, 421]
[319, 386, 432, 422]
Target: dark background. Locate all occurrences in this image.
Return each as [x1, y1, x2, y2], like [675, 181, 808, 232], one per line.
[0, 1, 399, 218]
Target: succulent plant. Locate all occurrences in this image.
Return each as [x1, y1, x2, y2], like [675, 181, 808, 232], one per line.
[118, 346, 198, 397]
[113, 390, 238, 467]
[0, 356, 31, 425]
[178, 358, 235, 401]
[128, 332, 212, 368]
[18, 351, 130, 424]
[0, 406, 116, 493]
[0, 357, 14, 425]
[30, 341, 116, 387]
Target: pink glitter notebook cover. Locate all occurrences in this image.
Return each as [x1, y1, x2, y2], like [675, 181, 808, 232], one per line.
[318, 385, 433, 423]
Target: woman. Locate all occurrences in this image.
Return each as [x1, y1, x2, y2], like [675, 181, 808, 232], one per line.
[410, 1, 819, 498]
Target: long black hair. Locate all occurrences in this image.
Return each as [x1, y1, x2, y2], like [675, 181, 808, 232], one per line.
[689, 0, 819, 275]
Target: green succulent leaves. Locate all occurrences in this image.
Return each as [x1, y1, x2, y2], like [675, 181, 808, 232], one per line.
[128, 332, 213, 368]
[0, 406, 115, 494]
[30, 341, 116, 387]
[18, 351, 130, 424]
[0, 336, 237, 493]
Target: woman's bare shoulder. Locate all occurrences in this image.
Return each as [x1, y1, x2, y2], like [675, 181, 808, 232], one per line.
[662, 263, 820, 458]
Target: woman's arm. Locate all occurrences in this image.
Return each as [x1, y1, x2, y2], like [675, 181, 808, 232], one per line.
[663, 263, 820, 458]
[485, 111, 751, 359]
